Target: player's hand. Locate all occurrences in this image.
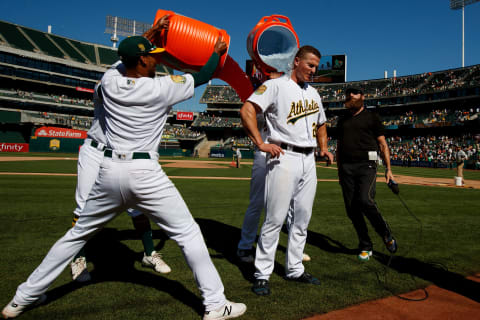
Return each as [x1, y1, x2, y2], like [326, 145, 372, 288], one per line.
[157, 14, 170, 30]
[259, 143, 284, 158]
[143, 15, 169, 40]
[319, 150, 334, 165]
[214, 35, 227, 56]
[385, 168, 394, 183]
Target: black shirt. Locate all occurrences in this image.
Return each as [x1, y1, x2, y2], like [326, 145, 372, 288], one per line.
[337, 108, 384, 163]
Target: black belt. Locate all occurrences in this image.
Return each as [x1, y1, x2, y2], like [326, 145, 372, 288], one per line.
[104, 149, 151, 159]
[90, 140, 106, 151]
[280, 143, 314, 155]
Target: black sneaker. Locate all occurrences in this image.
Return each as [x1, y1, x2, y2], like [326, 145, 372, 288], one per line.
[237, 248, 255, 263]
[285, 272, 321, 285]
[384, 236, 398, 254]
[252, 279, 270, 296]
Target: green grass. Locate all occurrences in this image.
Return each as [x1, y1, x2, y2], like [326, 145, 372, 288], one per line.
[0, 156, 479, 319]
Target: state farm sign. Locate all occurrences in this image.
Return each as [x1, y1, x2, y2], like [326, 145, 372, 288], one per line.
[35, 126, 87, 139]
[0, 143, 29, 152]
[176, 111, 194, 121]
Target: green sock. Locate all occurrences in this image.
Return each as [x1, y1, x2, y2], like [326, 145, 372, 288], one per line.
[142, 230, 155, 256]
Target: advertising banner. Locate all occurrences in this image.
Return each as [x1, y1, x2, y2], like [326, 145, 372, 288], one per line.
[176, 111, 194, 121]
[0, 143, 29, 152]
[34, 126, 87, 139]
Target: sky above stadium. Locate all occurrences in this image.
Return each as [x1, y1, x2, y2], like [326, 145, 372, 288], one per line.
[1, 0, 479, 111]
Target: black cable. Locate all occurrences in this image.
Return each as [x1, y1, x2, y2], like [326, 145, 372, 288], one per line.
[383, 191, 429, 301]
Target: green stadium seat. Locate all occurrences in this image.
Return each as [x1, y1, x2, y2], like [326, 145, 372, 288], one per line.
[73, 42, 97, 64]
[97, 46, 118, 65]
[0, 20, 35, 52]
[21, 28, 64, 59]
[47, 34, 87, 63]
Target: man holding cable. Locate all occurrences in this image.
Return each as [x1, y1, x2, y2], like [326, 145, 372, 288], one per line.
[336, 87, 398, 262]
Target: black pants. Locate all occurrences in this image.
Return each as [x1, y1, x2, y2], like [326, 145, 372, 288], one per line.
[338, 161, 392, 251]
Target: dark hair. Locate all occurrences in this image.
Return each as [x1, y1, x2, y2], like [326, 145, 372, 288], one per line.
[295, 45, 321, 60]
[121, 56, 141, 69]
[345, 87, 364, 96]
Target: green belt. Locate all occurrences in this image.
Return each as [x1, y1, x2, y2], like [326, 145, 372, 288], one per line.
[90, 140, 106, 151]
[104, 149, 151, 159]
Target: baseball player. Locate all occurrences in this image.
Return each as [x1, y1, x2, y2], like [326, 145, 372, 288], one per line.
[70, 18, 172, 281]
[240, 45, 333, 296]
[2, 17, 246, 320]
[236, 113, 311, 264]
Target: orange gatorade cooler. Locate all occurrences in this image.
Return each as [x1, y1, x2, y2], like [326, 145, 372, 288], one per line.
[247, 15, 300, 75]
[152, 9, 253, 101]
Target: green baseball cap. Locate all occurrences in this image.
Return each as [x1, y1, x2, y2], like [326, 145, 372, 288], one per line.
[117, 36, 165, 59]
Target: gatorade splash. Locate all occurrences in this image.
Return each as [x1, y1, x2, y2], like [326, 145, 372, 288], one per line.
[247, 15, 300, 76]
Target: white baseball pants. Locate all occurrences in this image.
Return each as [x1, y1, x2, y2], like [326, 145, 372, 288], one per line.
[13, 153, 226, 311]
[254, 150, 317, 279]
[238, 151, 295, 251]
[74, 139, 142, 218]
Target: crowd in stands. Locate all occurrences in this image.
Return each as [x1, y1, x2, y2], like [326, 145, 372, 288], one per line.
[379, 107, 480, 127]
[200, 86, 241, 104]
[386, 135, 479, 168]
[193, 114, 242, 128]
[19, 110, 93, 130]
[162, 125, 203, 140]
[198, 63, 479, 105]
[0, 88, 94, 108]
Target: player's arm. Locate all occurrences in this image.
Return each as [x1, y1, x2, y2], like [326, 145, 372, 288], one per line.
[240, 101, 283, 158]
[191, 36, 227, 87]
[316, 123, 333, 164]
[377, 135, 394, 183]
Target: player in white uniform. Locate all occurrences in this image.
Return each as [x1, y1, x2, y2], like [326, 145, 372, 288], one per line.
[236, 109, 311, 264]
[2, 18, 246, 320]
[70, 32, 170, 281]
[240, 46, 333, 296]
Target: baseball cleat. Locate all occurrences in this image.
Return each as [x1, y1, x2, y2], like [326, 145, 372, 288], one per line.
[236, 248, 254, 263]
[142, 251, 171, 274]
[285, 272, 320, 285]
[251, 279, 270, 296]
[2, 294, 46, 319]
[71, 256, 91, 282]
[302, 253, 311, 262]
[203, 300, 246, 320]
[385, 236, 398, 254]
[358, 250, 373, 261]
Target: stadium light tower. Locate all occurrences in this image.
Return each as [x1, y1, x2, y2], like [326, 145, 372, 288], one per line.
[105, 16, 152, 48]
[450, 0, 480, 67]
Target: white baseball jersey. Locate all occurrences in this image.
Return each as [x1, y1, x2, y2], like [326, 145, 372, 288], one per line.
[248, 75, 326, 148]
[246, 75, 324, 281]
[101, 64, 194, 152]
[86, 62, 126, 146]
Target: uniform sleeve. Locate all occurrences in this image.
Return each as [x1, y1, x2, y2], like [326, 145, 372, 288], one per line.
[152, 73, 195, 107]
[246, 79, 277, 113]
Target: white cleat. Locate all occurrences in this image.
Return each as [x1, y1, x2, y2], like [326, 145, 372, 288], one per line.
[302, 253, 311, 262]
[2, 294, 46, 319]
[71, 256, 91, 282]
[203, 300, 247, 320]
[142, 251, 171, 274]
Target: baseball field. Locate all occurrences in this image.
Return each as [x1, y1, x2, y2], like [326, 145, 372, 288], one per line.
[0, 153, 479, 319]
